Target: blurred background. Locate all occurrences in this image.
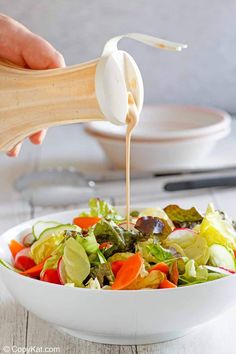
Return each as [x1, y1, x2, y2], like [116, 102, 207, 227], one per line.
[1, 0, 236, 112]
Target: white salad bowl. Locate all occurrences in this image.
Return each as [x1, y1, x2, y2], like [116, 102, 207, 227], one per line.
[1, 208, 236, 345]
[85, 105, 231, 171]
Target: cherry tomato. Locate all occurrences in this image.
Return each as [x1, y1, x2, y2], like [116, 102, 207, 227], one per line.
[14, 248, 36, 271]
[41, 269, 61, 284]
[111, 260, 126, 276]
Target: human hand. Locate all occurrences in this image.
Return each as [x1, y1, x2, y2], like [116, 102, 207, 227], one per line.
[0, 14, 65, 156]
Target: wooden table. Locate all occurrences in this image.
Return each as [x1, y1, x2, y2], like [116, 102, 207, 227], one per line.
[1, 123, 236, 354]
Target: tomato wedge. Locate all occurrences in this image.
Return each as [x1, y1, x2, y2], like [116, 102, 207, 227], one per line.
[99, 242, 113, 250]
[41, 269, 61, 284]
[111, 253, 143, 290]
[111, 260, 126, 276]
[14, 248, 35, 271]
[9, 240, 25, 259]
[73, 216, 101, 229]
[159, 279, 177, 289]
[21, 261, 45, 277]
[148, 262, 169, 274]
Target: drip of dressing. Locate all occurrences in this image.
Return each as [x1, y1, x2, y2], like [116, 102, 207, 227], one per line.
[101, 36, 186, 229]
[126, 93, 139, 230]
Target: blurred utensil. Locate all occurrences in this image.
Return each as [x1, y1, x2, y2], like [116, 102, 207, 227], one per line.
[14, 168, 95, 207]
[165, 175, 236, 191]
[14, 167, 236, 207]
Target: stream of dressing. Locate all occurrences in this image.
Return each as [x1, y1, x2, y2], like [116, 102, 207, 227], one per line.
[125, 93, 139, 230]
[103, 34, 186, 229]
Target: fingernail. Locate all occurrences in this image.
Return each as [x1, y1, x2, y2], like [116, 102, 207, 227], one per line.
[38, 129, 47, 144]
[7, 143, 22, 157]
[29, 129, 47, 145]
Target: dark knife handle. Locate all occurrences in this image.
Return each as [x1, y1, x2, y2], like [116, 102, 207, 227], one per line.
[164, 176, 236, 192]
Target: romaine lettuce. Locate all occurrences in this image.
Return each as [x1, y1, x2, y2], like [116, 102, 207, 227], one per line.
[166, 230, 209, 265]
[31, 224, 80, 264]
[200, 204, 236, 250]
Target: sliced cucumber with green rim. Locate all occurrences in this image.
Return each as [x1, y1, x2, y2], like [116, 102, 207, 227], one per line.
[39, 224, 81, 240]
[33, 221, 60, 239]
[0, 259, 20, 272]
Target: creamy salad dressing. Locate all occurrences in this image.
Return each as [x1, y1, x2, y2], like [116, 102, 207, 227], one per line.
[125, 93, 139, 230]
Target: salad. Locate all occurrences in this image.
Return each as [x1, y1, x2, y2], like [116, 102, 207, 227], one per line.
[1, 198, 236, 290]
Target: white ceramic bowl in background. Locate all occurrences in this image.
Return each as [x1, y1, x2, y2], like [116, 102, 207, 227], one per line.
[85, 105, 231, 171]
[1, 208, 236, 345]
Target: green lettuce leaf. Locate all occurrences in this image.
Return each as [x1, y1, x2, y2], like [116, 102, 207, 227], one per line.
[31, 233, 64, 265]
[136, 240, 157, 263]
[94, 220, 126, 248]
[97, 249, 107, 263]
[90, 263, 114, 287]
[181, 236, 209, 266]
[179, 259, 227, 285]
[81, 198, 123, 221]
[89, 249, 107, 266]
[179, 259, 208, 284]
[166, 231, 209, 265]
[207, 272, 227, 281]
[200, 204, 236, 250]
[147, 243, 176, 264]
[136, 240, 179, 264]
[76, 229, 99, 255]
[94, 219, 144, 257]
[42, 255, 59, 276]
[63, 238, 90, 286]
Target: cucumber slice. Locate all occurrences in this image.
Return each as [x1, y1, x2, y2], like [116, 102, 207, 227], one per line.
[0, 259, 19, 272]
[205, 265, 231, 275]
[39, 224, 80, 239]
[208, 244, 236, 271]
[33, 221, 60, 239]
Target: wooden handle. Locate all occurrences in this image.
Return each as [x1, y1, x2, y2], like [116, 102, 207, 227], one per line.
[0, 59, 104, 152]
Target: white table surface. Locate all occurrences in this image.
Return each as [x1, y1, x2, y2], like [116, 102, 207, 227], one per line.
[1, 121, 236, 354]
